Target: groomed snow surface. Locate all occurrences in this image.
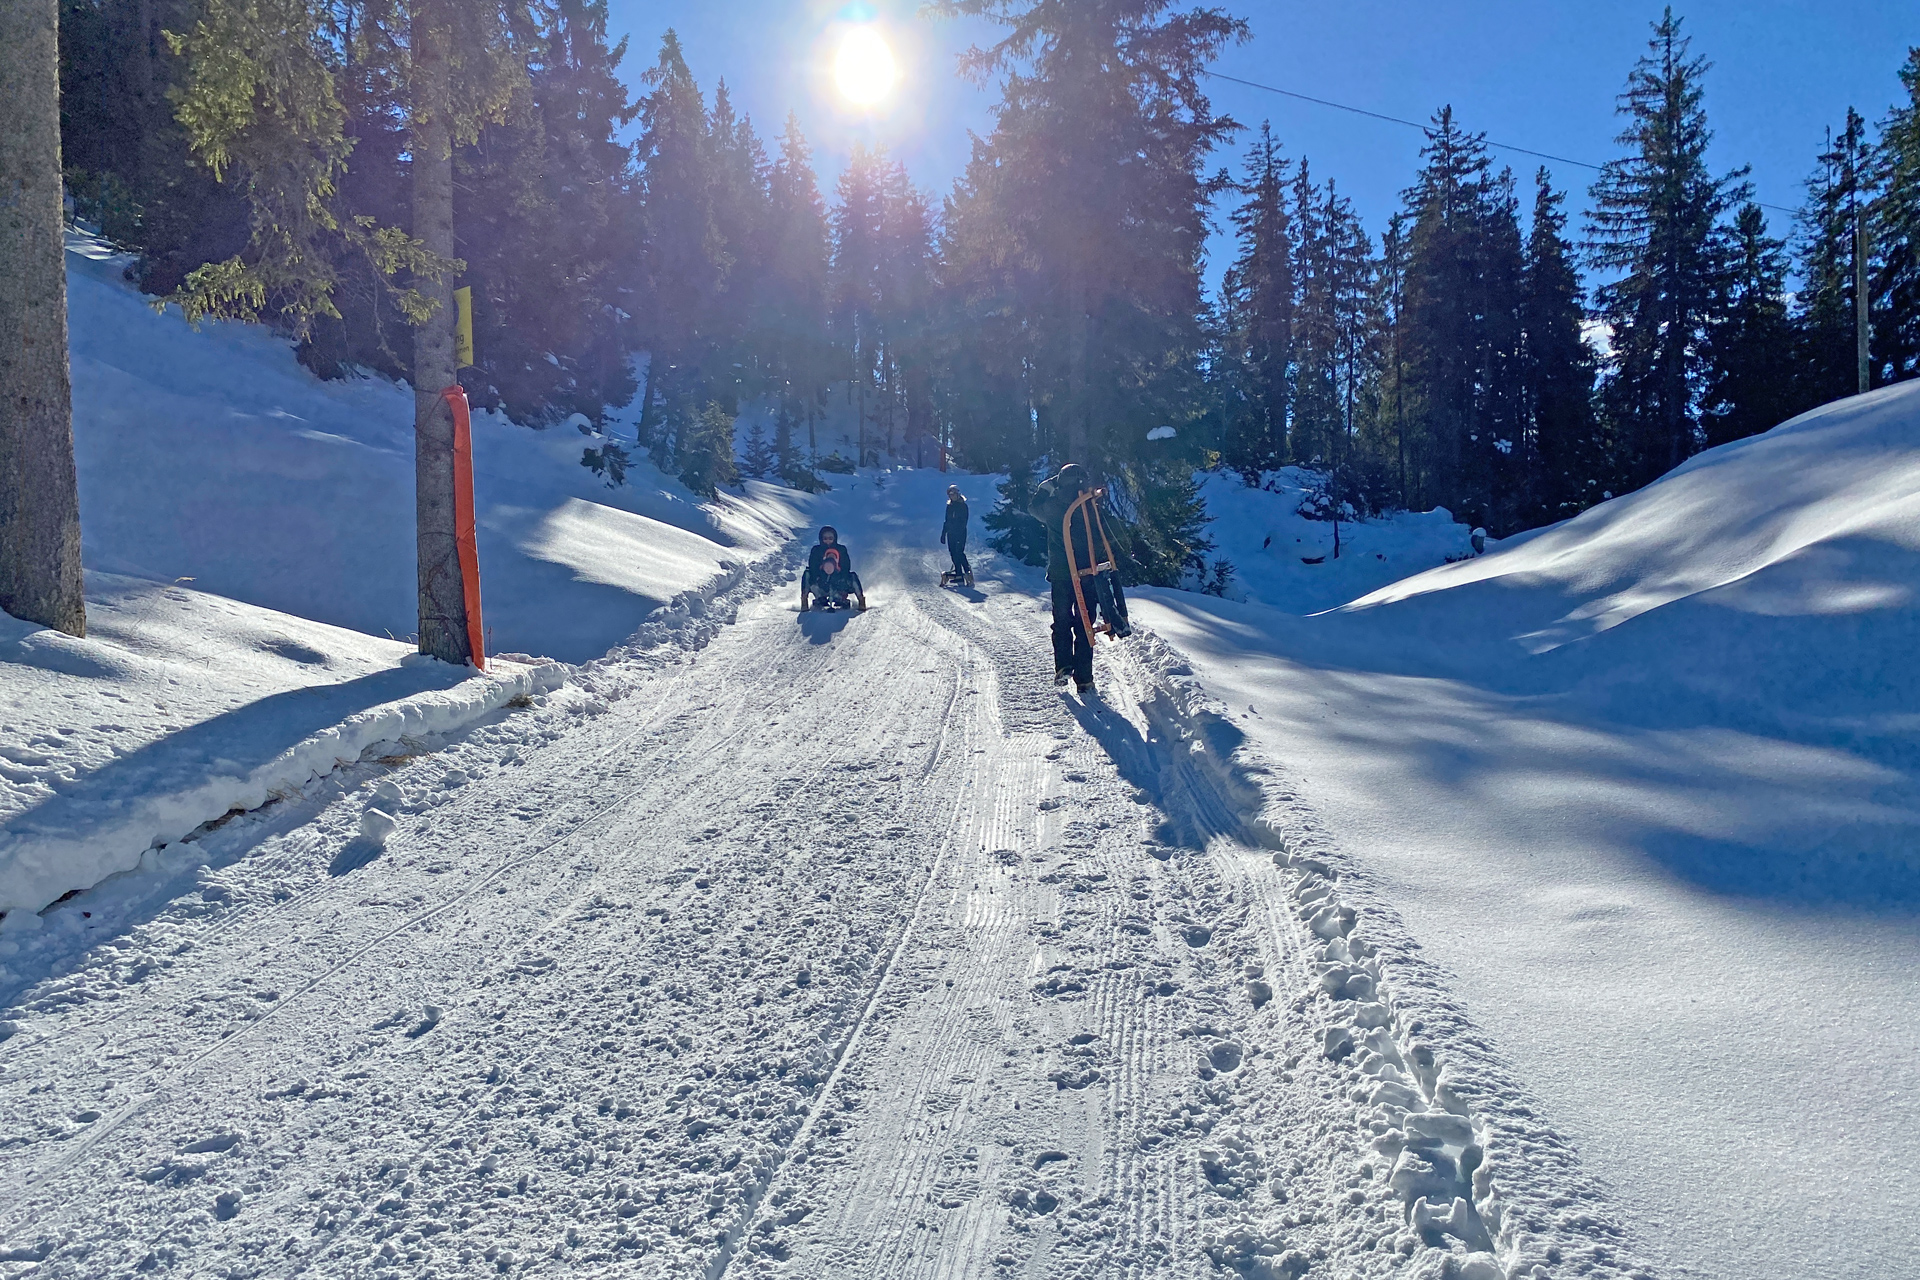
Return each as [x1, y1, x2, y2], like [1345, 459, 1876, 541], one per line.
[1137, 380, 1920, 1280]
[0, 233, 1914, 1280]
[0, 469, 1638, 1280]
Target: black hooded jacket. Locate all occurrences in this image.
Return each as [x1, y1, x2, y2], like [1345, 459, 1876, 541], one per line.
[1028, 473, 1100, 584]
[942, 496, 969, 542]
[807, 530, 854, 579]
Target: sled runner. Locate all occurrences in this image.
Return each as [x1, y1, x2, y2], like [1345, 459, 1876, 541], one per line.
[800, 570, 866, 612]
[1061, 488, 1131, 643]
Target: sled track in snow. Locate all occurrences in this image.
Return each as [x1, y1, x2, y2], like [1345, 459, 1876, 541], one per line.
[14, 689, 782, 1194]
[0, 510, 1656, 1280]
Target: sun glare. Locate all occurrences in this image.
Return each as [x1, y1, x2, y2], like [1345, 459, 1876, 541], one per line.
[833, 26, 899, 107]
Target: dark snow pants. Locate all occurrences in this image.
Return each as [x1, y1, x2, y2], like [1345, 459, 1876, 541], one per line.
[947, 533, 971, 577]
[1050, 580, 1094, 686]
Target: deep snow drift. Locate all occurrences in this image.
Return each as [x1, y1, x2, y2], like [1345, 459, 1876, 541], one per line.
[1134, 380, 1920, 1280]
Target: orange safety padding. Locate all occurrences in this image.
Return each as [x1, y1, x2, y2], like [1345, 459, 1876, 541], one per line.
[441, 385, 486, 671]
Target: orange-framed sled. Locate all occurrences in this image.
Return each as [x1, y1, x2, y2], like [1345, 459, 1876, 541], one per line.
[1060, 487, 1129, 645]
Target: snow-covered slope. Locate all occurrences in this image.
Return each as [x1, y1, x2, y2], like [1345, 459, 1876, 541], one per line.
[1, 238, 817, 921]
[1132, 381, 1920, 1280]
[1196, 467, 1478, 613]
[65, 233, 812, 663]
[0, 574, 562, 919]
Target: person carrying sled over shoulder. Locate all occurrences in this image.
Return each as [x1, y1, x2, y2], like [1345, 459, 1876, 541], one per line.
[801, 525, 866, 612]
[940, 484, 974, 586]
[1028, 462, 1131, 694]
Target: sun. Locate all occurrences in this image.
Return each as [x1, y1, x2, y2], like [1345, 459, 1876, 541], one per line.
[833, 26, 899, 107]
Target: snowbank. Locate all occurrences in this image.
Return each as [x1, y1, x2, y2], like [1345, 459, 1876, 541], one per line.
[1192, 467, 1477, 613]
[1130, 381, 1920, 1280]
[0, 573, 563, 920]
[64, 233, 813, 663]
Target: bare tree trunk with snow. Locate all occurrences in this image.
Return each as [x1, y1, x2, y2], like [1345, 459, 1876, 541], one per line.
[409, 3, 471, 665]
[0, 0, 86, 636]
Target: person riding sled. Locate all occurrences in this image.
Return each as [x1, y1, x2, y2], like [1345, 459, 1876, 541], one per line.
[940, 484, 973, 586]
[1028, 463, 1131, 693]
[801, 525, 866, 612]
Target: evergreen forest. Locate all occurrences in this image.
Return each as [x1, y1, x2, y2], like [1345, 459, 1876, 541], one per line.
[55, 1, 1920, 584]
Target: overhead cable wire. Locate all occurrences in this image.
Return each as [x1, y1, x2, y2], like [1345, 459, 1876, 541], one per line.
[1203, 69, 1799, 217]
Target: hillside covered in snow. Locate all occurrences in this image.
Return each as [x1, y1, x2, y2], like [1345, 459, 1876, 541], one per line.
[1134, 380, 1920, 1280]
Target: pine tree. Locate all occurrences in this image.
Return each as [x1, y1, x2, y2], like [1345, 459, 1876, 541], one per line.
[1399, 107, 1525, 525]
[1113, 460, 1213, 587]
[983, 459, 1047, 566]
[1326, 178, 1380, 478]
[1793, 108, 1875, 407]
[1519, 170, 1600, 520]
[740, 418, 775, 479]
[1, 0, 87, 635]
[1875, 49, 1920, 385]
[633, 30, 722, 462]
[1290, 157, 1340, 465]
[1374, 212, 1413, 505]
[1704, 204, 1797, 447]
[1220, 123, 1295, 478]
[935, 0, 1244, 469]
[760, 115, 832, 466]
[832, 144, 891, 465]
[678, 401, 739, 498]
[1587, 8, 1745, 493]
[882, 178, 940, 465]
[706, 79, 769, 402]
[456, 0, 640, 426]
[57, 0, 249, 291]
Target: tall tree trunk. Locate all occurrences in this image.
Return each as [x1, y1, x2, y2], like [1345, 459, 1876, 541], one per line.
[636, 354, 657, 450]
[0, 0, 86, 636]
[410, 4, 471, 664]
[1066, 268, 1089, 466]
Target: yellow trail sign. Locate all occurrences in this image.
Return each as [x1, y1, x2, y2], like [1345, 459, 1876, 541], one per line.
[454, 285, 474, 368]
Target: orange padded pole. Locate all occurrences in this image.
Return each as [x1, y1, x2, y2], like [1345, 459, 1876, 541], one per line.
[440, 385, 486, 671]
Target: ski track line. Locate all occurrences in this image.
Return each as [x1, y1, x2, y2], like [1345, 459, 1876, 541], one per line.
[293, 666, 971, 1276]
[702, 555, 983, 1280]
[753, 552, 1281, 1279]
[0, 582, 768, 1063]
[0, 511, 1656, 1280]
[2, 607, 817, 1202]
[14, 732, 689, 1196]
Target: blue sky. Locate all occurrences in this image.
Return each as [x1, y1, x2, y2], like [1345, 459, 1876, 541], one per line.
[604, 0, 1919, 270]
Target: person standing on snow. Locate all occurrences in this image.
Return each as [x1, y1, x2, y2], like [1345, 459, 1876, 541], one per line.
[940, 484, 973, 586]
[1028, 463, 1128, 693]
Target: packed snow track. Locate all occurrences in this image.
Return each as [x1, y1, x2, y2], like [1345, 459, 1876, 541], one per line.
[0, 474, 1646, 1279]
